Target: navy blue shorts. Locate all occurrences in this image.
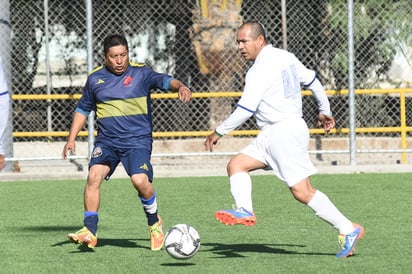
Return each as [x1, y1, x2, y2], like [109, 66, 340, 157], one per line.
[89, 144, 153, 181]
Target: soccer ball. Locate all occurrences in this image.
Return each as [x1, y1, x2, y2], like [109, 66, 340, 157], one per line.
[164, 224, 200, 259]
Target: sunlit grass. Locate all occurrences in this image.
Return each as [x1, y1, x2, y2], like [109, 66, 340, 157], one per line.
[0, 173, 410, 273]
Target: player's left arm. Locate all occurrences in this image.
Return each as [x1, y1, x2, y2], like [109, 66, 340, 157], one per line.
[169, 78, 192, 103]
[317, 113, 335, 133]
[303, 76, 335, 133]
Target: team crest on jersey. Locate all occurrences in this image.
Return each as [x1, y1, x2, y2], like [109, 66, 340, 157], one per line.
[123, 75, 133, 86]
[91, 146, 103, 158]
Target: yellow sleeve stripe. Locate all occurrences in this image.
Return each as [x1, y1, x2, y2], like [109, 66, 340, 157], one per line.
[88, 65, 104, 75]
[130, 62, 145, 67]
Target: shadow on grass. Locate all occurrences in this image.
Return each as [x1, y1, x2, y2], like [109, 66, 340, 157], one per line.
[17, 225, 336, 257]
[52, 238, 151, 252]
[161, 262, 196, 267]
[97, 238, 149, 249]
[18, 225, 80, 232]
[18, 225, 151, 251]
[202, 242, 335, 257]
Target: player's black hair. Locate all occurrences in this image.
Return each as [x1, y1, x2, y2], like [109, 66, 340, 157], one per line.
[103, 34, 129, 55]
[239, 21, 267, 42]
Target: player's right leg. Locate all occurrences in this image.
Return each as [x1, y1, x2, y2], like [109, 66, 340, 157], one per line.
[215, 207, 256, 226]
[68, 146, 114, 249]
[215, 151, 265, 227]
[68, 226, 97, 249]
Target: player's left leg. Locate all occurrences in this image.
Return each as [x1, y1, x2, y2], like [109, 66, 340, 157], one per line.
[291, 178, 354, 230]
[130, 173, 164, 251]
[273, 118, 364, 258]
[290, 178, 364, 258]
[124, 148, 164, 251]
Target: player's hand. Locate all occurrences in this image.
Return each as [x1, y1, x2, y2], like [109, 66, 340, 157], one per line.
[204, 132, 221, 152]
[318, 114, 335, 133]
[0, 154, 5, 171]
[178, 86, 192, 103]
[62, 141, 76, 159]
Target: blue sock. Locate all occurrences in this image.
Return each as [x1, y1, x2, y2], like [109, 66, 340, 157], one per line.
[84, 211, 98, 235]
[140, 194, 159, 226]
[146, 212, 158, 226]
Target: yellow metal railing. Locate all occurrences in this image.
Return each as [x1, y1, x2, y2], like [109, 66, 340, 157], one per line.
[11, 89, 412, 162]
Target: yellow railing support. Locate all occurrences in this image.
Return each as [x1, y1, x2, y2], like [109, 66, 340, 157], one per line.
[400, 90, 407, 163]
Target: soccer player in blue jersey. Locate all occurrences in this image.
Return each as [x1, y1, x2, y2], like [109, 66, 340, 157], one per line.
[62, 34, 192, 250]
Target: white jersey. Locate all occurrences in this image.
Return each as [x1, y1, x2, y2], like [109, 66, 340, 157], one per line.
[216, 44, 331, 135]
[0, 57, 8, 94]
[241, 45, 324, 129]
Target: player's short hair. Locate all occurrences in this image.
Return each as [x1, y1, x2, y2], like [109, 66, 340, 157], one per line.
[239, 21, 267, 42]
[103, 34, 129, 55]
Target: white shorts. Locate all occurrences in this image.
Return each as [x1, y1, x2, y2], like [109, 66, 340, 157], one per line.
[241, 117, 316, 187]
[0, 91, 9, 155]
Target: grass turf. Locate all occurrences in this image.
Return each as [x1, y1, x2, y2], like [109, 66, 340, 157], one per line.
[0, 173, 411, 273]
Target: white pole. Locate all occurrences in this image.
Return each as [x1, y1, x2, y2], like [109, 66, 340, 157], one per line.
[281, 0, 287, 50]
[347, 0, 356, 165]
[86, 0, 94, 158]
[44, 0, 52, 135]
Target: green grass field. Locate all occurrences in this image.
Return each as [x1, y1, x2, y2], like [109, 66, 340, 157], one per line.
[1, 173, 411, 273]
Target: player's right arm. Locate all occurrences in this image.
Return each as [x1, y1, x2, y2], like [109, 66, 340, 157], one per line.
[62, 111, 88, 159]
[204, 107, 252, 152]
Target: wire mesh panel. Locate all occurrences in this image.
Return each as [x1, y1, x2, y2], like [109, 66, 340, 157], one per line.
[10, 1, 87, 141]
[1, 0, 412, 176]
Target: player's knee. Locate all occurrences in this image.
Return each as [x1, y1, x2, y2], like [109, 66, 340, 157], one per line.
[226, 158, 243, 176]
[131, 174, 151, 192]
[291, 191, 308, 204]
[290, 185, 316, 205]
[87, 170, 106, 186]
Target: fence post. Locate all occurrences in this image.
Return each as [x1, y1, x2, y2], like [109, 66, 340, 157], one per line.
[347, 0, 356, 166]
[400, 90, 407, 164]
[86, 0, 94, 158]
[43, 0, 52, 138]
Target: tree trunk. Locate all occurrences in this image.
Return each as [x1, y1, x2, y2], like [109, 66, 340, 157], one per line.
[190, 0, 245, 129]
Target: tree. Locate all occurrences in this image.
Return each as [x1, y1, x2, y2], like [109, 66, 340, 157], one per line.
[189, 0, 246, 129]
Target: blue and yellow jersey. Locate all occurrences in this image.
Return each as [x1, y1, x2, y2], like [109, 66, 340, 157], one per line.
[76, 63, 173, 149]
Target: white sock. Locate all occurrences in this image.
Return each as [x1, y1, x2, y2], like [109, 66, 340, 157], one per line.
[140, 194, 158, 214]
[230, 172, 253, 212]
[307, 190, 354, 234]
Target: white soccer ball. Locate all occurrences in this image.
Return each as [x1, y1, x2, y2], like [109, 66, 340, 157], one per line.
[164, 224, 200, 259]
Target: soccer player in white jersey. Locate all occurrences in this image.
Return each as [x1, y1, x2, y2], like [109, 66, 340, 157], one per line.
[0, 59, 10, 171]
[204, 21, 364, 258]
